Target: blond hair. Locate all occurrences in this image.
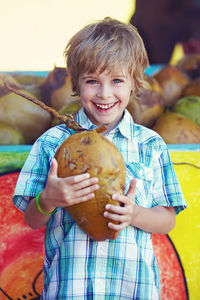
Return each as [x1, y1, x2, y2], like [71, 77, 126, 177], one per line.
[64, 17, 149, 96]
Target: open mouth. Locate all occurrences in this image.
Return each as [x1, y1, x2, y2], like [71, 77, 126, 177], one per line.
[94, 102, 118, 111]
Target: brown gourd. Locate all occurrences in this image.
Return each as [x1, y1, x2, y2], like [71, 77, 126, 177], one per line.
[5, 83, 126, 241]
[55, 130, 125, 240]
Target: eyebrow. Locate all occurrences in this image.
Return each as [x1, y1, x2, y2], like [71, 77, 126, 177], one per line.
[81, 73, 127, 79]
[112, 74, 127, 78]
[81, 75, 95, 79]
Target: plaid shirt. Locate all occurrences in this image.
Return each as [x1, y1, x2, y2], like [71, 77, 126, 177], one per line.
[13, 108, 186, 299]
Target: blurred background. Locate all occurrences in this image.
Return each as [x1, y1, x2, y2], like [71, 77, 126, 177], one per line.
[0, 0, 135, 71]
[2, 0, 200, 71]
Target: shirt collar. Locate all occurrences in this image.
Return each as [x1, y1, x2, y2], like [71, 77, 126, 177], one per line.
[117, 109, 134, 139]
[75, 108, 98, 131]
[76, 107, 134, 139]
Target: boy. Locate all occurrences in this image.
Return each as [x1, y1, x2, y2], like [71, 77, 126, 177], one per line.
[13, 17, 187, 299]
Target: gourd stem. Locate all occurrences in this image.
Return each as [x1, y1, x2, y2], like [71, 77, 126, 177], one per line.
[4, 82, 85, 131]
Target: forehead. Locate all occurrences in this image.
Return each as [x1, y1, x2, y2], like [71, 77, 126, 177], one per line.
[79, 47, 132, 76]
[82, 64, 131, 77]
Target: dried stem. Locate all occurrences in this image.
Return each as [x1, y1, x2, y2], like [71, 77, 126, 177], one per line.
[4, 82, 85, 131]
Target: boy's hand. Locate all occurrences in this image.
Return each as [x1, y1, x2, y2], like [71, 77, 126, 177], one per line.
[104, 179, 137, 231]
[39, 158, 99, 213]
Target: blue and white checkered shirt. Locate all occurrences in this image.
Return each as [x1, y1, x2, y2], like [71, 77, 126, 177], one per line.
[13, 108, 186, 299]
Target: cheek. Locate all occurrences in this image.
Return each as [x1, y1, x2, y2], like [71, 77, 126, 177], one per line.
[79, 86, 93, 98]
[81, 91, 97, 108]
[79, 92, 92, 108]
[119, 90, 132, 105]
[79, 89, 88, 102]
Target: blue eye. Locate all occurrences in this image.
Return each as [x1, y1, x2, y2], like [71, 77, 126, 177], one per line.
[113, 78, 122, 84]
[86, 79, 97, 85]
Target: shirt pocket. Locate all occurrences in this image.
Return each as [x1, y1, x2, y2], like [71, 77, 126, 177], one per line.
[126, 162, 153, 208]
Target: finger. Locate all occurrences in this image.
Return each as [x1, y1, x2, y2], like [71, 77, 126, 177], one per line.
[73, 177, 99, 191]
[73, 173, 91, 183]
[112, 194, 128, 206]
[62, 173, 91, 185]
[107, 221, 127, 231]
[49, 158, 58, 177]
[105, 202, 125, 214]
[71, 173, 92, 184]
[126, 178, 137, 199]
[104, 210, 126, 223]
[73, 182, 99, 197]
[62, 181, 99, 205]
[67, 192, 96, 205]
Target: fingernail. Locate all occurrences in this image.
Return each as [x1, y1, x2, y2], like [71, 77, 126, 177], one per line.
[93, 184, 99, 190]
[84, 173, 90, 178]
[93, 177, 99, 183]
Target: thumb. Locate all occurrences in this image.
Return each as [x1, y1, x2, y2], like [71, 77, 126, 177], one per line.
[126, 178, 137, 200]
[49, 157, 58, 177]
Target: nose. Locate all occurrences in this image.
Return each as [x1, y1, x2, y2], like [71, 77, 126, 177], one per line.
[97, 83, 112, 99]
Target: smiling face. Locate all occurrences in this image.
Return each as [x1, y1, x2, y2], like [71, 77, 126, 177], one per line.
[78, 68, 134, 130]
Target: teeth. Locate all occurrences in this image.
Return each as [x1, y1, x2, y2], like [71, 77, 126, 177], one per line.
[96, 103, 115, 109]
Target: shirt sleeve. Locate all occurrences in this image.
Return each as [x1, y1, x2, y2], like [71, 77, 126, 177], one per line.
[13, 195, 31, 213]
[13, 125, 72, 212]
[13, 136, 53, 212]
[152, 142, 187, 215]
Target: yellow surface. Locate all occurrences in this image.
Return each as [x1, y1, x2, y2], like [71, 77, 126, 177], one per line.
[169, 151, 200, 300]
[170, 43, 185, 65]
